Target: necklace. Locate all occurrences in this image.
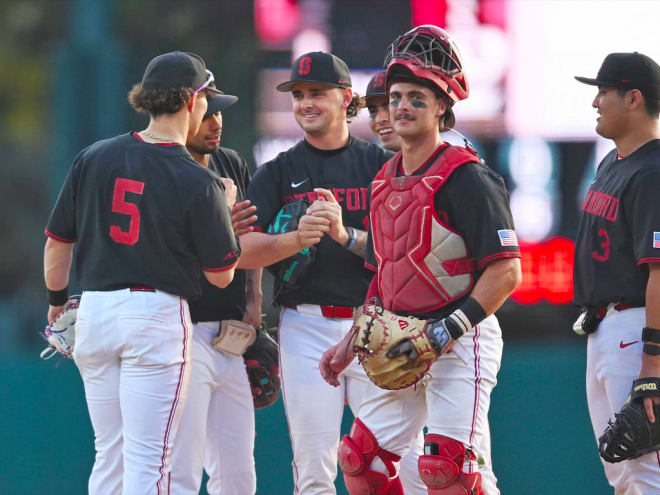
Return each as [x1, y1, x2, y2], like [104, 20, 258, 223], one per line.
[142, 130, 177, 143]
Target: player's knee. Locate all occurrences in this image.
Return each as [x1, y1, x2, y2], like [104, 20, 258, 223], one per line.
[418, 434, 484, 495]
[338, 417, 404, 495]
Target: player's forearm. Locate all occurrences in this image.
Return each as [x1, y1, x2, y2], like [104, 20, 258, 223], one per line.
[236, 231, 304, 269]
[44, 238, 74, 290]
[245, 268, 263, 307]
[469, 257, 522, 316]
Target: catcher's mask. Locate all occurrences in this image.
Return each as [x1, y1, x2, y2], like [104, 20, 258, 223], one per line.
[384, 24, 469, 104]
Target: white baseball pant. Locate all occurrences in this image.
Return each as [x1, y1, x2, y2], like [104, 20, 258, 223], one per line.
[73, 288, 192, 495]
[169, 321, 256, 495]
[587, 306, 660, 495]
[279, 305, 426, 495]
[355, 315, 504, 495]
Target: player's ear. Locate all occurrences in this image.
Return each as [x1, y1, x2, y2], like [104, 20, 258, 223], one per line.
[629, 89, 643, 110]
[435, 96, 447, 118]
[342, 88, 353, 109]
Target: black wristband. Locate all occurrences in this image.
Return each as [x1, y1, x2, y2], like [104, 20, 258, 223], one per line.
[459, 297, 487, 328]
[47, 287, 68, 306]
[642, 327, 660, 344]
[643, 343, 660, 356]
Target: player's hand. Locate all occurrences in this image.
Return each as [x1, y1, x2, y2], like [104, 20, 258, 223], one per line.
[296, 212, 328, 249]
[638, 354, 660, 422]
[308, 188, 349, 245]
[320, 334, 357, 387]
[47, 304, 64, 325]
[220, 178, 237, 209]
[231, 200, 257, 236]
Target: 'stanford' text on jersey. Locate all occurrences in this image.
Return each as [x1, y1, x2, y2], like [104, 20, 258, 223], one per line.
[247, 136, 392, 307]
[45, 133, 240, 299]
[574, 139, 660, 307]
[366, 144, 520, 320]
[189, 147, 251, 322]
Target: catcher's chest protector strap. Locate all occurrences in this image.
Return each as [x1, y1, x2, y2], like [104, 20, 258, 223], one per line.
[338, 418, 404, 495]
[419, 434, 484, 495]
[370, 146, 478, 313]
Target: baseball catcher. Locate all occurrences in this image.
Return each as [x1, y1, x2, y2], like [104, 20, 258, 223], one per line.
[243, 325, 280, 409]
[599, 378, 660, 463]
[348, 298, 467, 390]
[266, 199, 315, 289]
[40, 295, 80, 360]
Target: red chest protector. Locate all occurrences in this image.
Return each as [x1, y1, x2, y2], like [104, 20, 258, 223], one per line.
[370, 145, 479, 313]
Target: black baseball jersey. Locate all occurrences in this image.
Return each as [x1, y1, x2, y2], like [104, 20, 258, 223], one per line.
[189, 147, 252, 322]
[366, 145, 520, 320]
[45, 133, 240, 300]
[248, 136, 393, 307]
[574, 139, 660, 307]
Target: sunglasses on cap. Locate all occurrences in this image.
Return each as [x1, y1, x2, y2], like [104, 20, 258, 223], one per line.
[194, 70, 215, 95]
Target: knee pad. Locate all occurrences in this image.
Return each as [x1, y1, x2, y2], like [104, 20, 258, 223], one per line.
[338, 418, 404, 495]
[418, 434, 484, 495]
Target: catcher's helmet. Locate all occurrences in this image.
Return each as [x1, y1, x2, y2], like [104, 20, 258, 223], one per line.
[384, 25, 469, 104]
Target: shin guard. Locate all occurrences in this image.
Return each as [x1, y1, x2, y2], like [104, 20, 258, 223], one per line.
[338, 418, 404, 495]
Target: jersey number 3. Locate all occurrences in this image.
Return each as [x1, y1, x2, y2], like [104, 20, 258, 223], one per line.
[110, 178, 145, 245]
[592, 228, 610, 261]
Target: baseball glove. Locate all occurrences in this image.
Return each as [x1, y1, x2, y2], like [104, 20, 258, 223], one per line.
[351, 299, 439, 390]
[243, 325, 281, 409]
[599, 377, 660, 463]
[266, 199, 315, 289]
[40, 296, 80, 360]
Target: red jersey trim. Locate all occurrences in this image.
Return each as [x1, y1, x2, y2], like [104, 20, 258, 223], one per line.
[131, 131, 179, 146]
[44, 229, 75, 243]
[203, 259, 239, 272]
[476, 251, 521, 270]
[364, 261, 377, 272]
[638, 257, 660, 266]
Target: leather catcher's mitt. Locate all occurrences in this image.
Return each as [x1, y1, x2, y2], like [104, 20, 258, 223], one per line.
[266, 199, 315, 289]
[40, 296, 80, 360]
[351, 299, 439, 390]
[243, 325, 281, 409]
[599, 377, 660, 463]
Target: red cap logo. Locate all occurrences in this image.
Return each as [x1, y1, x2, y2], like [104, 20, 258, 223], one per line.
[373, 73, 385, 88]
[298, 56, 312, 76]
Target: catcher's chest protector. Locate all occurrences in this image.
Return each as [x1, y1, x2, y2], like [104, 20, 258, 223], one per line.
[370, 146, 478, 313]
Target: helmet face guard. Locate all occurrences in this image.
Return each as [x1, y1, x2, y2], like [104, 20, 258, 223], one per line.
[384, 25, 469, 103]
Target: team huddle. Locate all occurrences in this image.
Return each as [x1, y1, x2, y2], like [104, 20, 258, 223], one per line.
[42, 24, 660, 495]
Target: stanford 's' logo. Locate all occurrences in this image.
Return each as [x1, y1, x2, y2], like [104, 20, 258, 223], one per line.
[373, 73, 385, 88]
[298, 56, 312, 75]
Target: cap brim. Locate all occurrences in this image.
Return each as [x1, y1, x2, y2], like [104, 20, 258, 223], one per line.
[205, 94, 238, 118]
[276, 80, 348, 92]
[574, 76, 614, 87]
[206, 86, 223, 94]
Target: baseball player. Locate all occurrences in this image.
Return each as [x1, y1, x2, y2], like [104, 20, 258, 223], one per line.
[573, 52, 660, 493]
[365, 71, 401, 152]
[244, 51, 425, 495]
[43, 52, 240, 494]
[320, 25, 521, 495]
[168, 84, 262, 495]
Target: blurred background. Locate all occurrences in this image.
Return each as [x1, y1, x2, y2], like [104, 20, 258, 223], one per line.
[2, 0, 658, 493]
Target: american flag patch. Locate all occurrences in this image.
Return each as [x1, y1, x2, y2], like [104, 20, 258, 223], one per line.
[498, 229, 518, 247]
[653, 232, 660, 248]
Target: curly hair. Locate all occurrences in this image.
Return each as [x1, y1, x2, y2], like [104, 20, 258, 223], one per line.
[346, 93, 365, 123]
[127, 84, 195, 117]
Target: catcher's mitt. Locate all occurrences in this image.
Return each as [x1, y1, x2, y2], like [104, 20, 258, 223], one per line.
[40, 296, 80, 360]
[266, 199, 315, 289]
[243, 325, 281, 409]
[351, 299, 439, 390]
[599, 377, 660, 463]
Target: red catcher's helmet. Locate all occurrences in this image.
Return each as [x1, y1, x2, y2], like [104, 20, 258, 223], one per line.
[384, 25, 469, 103]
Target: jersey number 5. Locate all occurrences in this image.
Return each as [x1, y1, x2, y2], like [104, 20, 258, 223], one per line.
[592, 228, 610, 261]
[110, 178, 145, 245]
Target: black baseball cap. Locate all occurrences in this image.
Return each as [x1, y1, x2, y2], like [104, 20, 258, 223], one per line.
[142, 51, 222, 94]
[277, 51, 352, 92]
[204, 83, 238, 118]
[365, 71, 387, 102]
[575, 52, 660, 100]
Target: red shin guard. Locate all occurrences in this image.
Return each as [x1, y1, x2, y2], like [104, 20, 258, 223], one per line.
[338, 418, 404, 495]
[418, 434, 484, 495]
